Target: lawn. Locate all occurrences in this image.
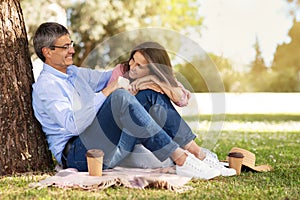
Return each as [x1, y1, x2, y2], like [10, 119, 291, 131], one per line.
[0, 114, 299, 200]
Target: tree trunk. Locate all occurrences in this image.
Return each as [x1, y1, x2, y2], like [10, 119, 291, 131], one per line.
[0, 0, 53, 175]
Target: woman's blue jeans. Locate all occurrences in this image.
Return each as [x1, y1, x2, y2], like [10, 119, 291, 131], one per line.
[66, 89, 196, 171]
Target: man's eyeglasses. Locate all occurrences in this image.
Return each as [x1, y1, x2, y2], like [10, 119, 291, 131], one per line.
[50, 41, 75, 50]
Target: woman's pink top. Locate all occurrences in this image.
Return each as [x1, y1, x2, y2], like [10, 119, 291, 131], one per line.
[108, 64, 190, 107]
[108, 64, 124, 84]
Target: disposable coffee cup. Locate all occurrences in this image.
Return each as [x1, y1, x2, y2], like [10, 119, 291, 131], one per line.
[228, 152, 244, 175]
[86, 149, 104, 176]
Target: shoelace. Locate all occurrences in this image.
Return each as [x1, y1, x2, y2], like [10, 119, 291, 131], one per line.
[201, 148, 219, 160]
[185, 153, 207, 172]
[204, 156, 224, 169]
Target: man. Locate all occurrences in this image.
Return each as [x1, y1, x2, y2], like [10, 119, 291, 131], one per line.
[32, 22, 221, 179]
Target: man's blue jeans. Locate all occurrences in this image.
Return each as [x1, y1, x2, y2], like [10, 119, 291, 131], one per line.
[66, 89, 196, 171]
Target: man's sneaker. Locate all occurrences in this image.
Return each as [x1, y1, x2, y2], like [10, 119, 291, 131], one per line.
[203, 156, 236, 176]
[176, 153, 221, 180]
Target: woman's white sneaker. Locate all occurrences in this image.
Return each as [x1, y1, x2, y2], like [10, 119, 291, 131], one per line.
[176, 153, 221, 180]
[203, 156, 236, 176]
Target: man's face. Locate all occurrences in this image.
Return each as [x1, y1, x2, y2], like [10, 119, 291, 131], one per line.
[43, 34, 75, 73]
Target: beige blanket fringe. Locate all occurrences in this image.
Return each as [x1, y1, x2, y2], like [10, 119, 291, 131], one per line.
[29, 167, 192, 192]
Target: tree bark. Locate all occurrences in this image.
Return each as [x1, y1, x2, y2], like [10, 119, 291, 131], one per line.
[0, 0, 53, 175]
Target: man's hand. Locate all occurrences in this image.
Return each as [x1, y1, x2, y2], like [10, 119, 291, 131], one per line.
[102, 76, 130, 96]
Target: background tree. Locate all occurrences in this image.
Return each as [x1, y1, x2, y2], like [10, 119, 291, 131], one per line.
[272, 18, 300, 72]
[243, 37, 268, 92]
[21, 0, 70, 60]
[69, 0, 203, 66]
[271, 18, 300, 92]
[208, 54, 235, 92]
[175, 62, 208, 92]
[175, 53, 230, 92]
[21, 0, 203, 66]
[250, 36, 267, 74]
[0, 0, 53, 175]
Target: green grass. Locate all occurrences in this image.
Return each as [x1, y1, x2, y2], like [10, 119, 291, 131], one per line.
[1, 114, 299, 200]
[184, 113, 300, 122]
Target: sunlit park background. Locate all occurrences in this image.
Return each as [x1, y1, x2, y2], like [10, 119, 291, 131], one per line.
[0, 0, 300, 199]
[23, 0, 300, 145]
[22, 0, 300, 93]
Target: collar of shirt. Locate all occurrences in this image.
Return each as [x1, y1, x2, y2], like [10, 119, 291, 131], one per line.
[42, 63, 79, 80]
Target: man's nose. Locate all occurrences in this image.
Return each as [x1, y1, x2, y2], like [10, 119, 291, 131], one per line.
[68, 47, 75, 54]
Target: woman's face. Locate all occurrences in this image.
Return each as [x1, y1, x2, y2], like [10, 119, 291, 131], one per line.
[128, 51, 150, 79]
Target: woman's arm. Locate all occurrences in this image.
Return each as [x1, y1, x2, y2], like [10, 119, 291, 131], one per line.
[129, 75, 190, 106]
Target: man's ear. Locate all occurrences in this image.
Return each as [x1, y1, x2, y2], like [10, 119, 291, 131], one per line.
[42, 47, 51, 59]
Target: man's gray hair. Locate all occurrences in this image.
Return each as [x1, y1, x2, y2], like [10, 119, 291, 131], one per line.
[33, 22, 69, 62]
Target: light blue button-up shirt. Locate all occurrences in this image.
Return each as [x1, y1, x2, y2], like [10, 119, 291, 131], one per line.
[32, 63, 112, 164]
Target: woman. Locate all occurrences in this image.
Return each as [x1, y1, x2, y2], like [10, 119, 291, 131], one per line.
[109, 42, 190, 107]
[109, 42, 235, 176]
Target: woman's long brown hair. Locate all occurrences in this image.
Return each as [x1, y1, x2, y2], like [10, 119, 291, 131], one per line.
[121, 42, 178, 86]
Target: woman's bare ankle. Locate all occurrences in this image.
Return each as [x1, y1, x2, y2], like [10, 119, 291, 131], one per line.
[184, 141, 206, 160]
[196, 150, 206, 160]
[171, 149, 187, 166]
[175, 153, 187, 166]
